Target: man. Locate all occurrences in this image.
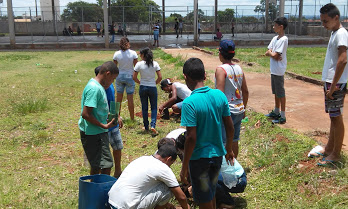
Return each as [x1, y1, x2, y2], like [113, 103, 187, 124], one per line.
[180, 58, 235, 209]
[317, 3, 348, 166]
[96, 20, 102, 37]
[108, 143, 190, 209]
[78, 61, 119, 175]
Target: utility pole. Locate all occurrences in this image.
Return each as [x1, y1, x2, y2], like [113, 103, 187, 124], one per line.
[194, 0, 198, 46]
[214, 0, 217, 32]
[299, 0, 303, 35]
[51, 0, 56, 34]
[35, 0, 38, 18]
[279, 0, 285, 17]
[103, 0, 109, 48]
[162, 0, 165, 33]
[265, 0, 269, 33]
[7, 0, 15, 48]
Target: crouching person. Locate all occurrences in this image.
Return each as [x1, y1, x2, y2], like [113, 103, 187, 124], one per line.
[108, 143, 190, 209]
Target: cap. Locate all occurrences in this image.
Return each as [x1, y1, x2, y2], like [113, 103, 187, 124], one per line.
[160, 79, 172, 88]
[219, 40, 235, 54]
[274, 17, 288, 28]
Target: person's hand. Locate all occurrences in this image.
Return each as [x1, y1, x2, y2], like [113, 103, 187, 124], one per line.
[163, 202, 175, 209]
[159, 105, 164, 114]
[326, 86, 339, 100]
[180, 167, 189, 185]
[118, 116, 123, 129]
[225, 151, 235, 166]
[104, 118, 117, 129]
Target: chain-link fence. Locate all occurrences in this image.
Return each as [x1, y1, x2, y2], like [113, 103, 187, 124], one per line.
[1, 2, 348, 44]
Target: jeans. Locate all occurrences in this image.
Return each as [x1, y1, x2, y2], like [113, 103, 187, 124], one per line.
[139, 85, 157, 129]
[216, 172, 247, 205]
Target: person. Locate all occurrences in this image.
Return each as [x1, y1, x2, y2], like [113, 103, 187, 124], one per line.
[77, 26, 82, 36]
[160, 129, 246, 209]
[133, 47, 162, 135]
[180, 58, 235, 209]
[117, 25, 123, 35]
[123, 22, 127, 37]
[78, 61, 119, 175]
[153, 22, 160, 47]
[264, 17, 288, 124]
[231, 22, 235, 37]
[113, 37, 138, 120]
[179, 18, 183, 37]
[108, 143, 191, 209]
[109, 22, 116, 43]
[215, 40, 249, 159]
[96, 20, 102, 37]
[317, 3, 348, 166]
[94, 66, 123, 178]
[198, 20, 201, 38]
[63, 27, 68, 36]
[68, 26, 73, 36]
[157, 19, 162, 37]
[159, 78, 192, 119]
[174, 18, 179, 38]
[214, 28, 223, 41]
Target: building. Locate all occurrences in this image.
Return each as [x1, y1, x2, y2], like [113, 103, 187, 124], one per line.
[40, 0, 60, 21]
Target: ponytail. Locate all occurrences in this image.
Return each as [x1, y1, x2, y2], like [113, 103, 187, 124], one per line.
[140, 47, 153, 67]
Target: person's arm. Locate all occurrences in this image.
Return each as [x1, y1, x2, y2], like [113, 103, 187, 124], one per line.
[159, 85, 178, 113]
[133, 71, 140, 84]
[113, 60, 118, 66]
[327, 46, 347, 99]
[223, 115, 235, 165]
[170, 186, 190, 209]
[133, 58, 138, 67]
[155, 70, 162, 84]
[180, 126, 196, 185]
[265, 49, 282, 61]
[241, 73, 249, 117]
[215, 67, 226, 92]
[81, 106, 116, 129]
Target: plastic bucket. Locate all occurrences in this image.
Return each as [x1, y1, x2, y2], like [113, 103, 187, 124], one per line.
[78, 174, 117, 209]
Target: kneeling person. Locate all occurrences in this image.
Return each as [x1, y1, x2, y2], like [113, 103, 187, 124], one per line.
[108, 143, 190, 209]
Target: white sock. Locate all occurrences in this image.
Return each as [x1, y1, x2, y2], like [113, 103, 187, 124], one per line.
[280, 111, 285, 118]
[274, 108, 280, 114]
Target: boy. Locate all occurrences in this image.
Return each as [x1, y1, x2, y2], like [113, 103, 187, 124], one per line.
[215, 40, 249, 158]
[108, 144, 190, 209]
[265, 17, 288, 124]
[318, 3, 348, 166]
[95, 66, 123, 177]
[78, 61, 119, 175]
[180, 58, 235, 209]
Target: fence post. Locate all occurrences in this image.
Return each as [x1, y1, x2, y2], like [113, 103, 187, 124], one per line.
[7, 0, 15, 47]
[103, 0, 109, 48]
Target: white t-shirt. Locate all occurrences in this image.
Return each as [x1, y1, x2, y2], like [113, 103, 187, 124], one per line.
[108, 156, 179, 209]
[173, 82, 191, 100]
[134, 61, 161, 87]
[267, 35, 288, 76]
[322, 27, 348, 84]
[113, 49, 138, 75]
[166, 128, 186, 139]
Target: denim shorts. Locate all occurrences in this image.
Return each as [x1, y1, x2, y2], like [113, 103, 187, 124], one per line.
[154, 31, 159, 40]
[175, 101, 183, 109]
[189, 156, 222, 204]
[108, 127, 123, 150]
[271, 74, 285, 98]
[116, 74, 135, 94]
[221, 112, 244, 143]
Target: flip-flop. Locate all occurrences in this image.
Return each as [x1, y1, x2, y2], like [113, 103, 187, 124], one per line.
[317, 158, 338, 168]
[308, 151, 325, 158]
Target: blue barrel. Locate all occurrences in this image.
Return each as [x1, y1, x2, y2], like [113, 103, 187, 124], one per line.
[79, 174, 117, 209]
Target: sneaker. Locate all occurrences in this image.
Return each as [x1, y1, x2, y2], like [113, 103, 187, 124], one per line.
[151, 127, 159, 136]
[265, 110, 280, 119]
[161, 108, 170, 120]
[272, 117, 286, 124]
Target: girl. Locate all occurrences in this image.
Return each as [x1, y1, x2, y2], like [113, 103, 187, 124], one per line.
[133, 48, 162, 135]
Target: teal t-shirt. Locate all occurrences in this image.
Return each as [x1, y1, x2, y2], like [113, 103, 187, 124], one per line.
[78, 78, 109, 135]
[181, 86, 231, 160]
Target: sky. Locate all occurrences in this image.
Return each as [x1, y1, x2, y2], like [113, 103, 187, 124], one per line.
[2, 0, 348, 17]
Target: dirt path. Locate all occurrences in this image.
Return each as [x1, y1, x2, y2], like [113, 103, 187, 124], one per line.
[163, 48, 348, 151]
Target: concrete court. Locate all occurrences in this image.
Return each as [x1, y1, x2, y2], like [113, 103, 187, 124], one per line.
[0, 33, 328, 49]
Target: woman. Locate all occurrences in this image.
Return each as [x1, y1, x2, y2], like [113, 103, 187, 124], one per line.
[133, 48, 162, 135]
[113, 37, 138, 120]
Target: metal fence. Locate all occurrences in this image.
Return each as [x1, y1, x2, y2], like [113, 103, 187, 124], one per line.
[1, 2, 348, 44]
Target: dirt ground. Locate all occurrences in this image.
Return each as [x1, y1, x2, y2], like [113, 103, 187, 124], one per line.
[163, 48, 348, 152]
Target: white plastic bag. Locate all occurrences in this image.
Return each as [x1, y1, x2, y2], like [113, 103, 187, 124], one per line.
[220, 156, 239, 189]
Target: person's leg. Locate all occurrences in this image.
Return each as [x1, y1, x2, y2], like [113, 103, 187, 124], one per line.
[172, 104, 181, 114]
[108, 127, 123, 178]
[136, 183, 173, 209]
[231, 113, 243, 158]
[125, 76, 135, 120]
[127, 94, 135, 120]
[215, 180, 234, 206]
[100, 132, 113, 175]
[139, 85, 149, 130]
[81, 131, 102, 175]
[149, 86, 158, 129]
[324, 115, 344, 162]
[116, 75, 126, 117]
[113, 150, 122, 177]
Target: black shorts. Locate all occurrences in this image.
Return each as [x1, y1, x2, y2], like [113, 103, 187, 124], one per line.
[271, 74, 285, 98]
[324, 82, 346, 117]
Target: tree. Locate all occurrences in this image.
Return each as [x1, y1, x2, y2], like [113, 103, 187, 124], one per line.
[185, 9, 205, 22]
[61, 1, 103, 22]
[254, 0, 277, 21]
[217, 8, 235, 22]
[237, 16, 259, 23]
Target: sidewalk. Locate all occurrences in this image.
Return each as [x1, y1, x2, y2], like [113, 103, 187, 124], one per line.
[163, 48, 348, 152]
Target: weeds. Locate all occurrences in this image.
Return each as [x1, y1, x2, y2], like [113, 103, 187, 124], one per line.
[11, 97, 49, 115]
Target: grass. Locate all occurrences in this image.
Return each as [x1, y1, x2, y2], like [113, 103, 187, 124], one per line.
[203, 47, 327, 80]
[0, 49, 347, 208]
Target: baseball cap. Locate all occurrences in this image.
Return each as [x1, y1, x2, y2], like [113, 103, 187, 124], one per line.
[274, 17, 288, 28]
[160, 79, 172, 88]
[219, 40, 235, 54]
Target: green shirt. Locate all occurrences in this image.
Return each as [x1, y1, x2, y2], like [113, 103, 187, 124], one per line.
[78, 78, 109, 135]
